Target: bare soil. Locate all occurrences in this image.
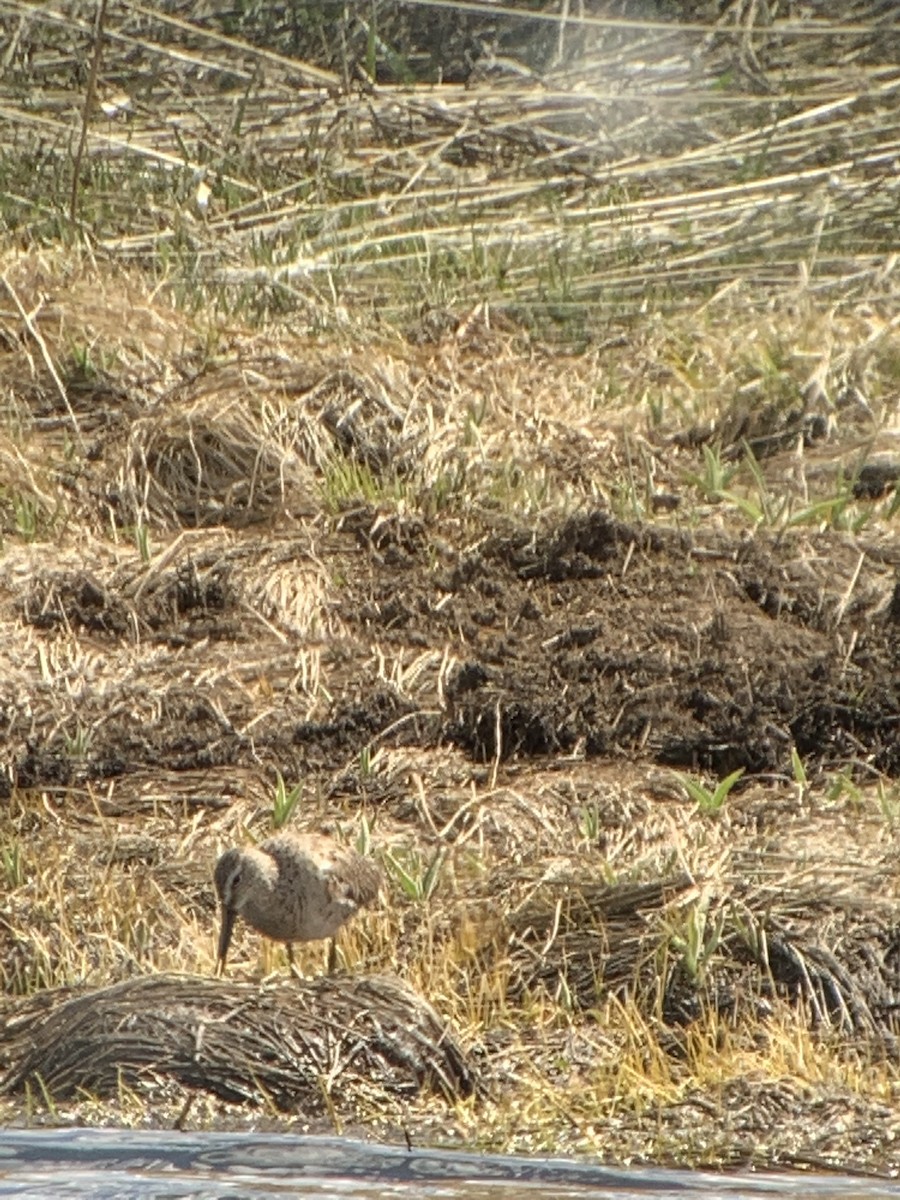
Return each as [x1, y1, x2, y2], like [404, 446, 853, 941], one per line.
[11, 504, 899, 789]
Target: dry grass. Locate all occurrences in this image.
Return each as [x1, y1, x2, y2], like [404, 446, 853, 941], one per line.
[1, 1, 898, 328]
[1, 752, 900, 1164]
[0, 245, 897, 551]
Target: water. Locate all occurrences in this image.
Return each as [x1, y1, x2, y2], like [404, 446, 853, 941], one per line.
[0, 1130, 897, 1200]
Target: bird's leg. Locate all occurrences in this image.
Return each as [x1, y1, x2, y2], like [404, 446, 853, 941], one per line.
[287, 942, 304, 980]
[327, 937, 337, 975]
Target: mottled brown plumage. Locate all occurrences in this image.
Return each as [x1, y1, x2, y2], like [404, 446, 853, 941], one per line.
[214, 832, 382, 975]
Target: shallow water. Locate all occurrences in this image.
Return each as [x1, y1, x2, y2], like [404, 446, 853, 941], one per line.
[0, 1130, 897, 1200]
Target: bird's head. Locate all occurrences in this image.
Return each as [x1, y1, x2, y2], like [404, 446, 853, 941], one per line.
[213, 846, 246, 975]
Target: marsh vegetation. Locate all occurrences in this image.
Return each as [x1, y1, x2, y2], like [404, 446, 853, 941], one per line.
[0, 0, 898, 1173]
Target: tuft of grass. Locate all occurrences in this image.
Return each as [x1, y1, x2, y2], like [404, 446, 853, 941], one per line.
[876, 780, 900, 829]
[384, 845, 446, 903]
[825, 768, 863, 807]
[62, 724, 93, 761]
[684, 444, 737, 504]
[271, 771, 303, 829]
[674, 768, 745, 815]
[13, 493, 40, 541]
[355, 812, 374, 857]
[664, 896, 726, 988]
[1, 838, 25, 888]
[320, 453, 407, 512]
[577, 799, 601, 844]
[134, 523, 152, 564]
[790, 745, 809, 803]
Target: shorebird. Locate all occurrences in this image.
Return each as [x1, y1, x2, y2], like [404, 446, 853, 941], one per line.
[214, 831, 382, 976]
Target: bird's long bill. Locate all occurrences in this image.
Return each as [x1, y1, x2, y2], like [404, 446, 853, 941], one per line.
[216, 907, 236, 976]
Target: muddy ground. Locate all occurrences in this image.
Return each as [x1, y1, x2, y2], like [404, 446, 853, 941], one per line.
[9, 503, 899, 794]
[7, 422, 899, 800]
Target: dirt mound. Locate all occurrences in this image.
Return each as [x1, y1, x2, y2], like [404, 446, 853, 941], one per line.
[440, 511, 900, 777]
[3, 506, 898, 799]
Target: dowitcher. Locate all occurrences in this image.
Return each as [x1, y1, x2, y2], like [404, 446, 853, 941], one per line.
[214, 831, 382, 975]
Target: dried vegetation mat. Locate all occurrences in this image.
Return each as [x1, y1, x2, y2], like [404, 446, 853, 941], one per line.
[0, 0, 899, 1175]
[1, 974, 478, 1115]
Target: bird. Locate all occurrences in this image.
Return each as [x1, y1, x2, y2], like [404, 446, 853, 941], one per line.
[213, 831, 382, 976]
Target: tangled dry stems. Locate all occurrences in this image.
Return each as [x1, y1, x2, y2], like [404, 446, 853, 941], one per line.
[1, 1, 898, 314]
[1, 973, 478, 1110]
